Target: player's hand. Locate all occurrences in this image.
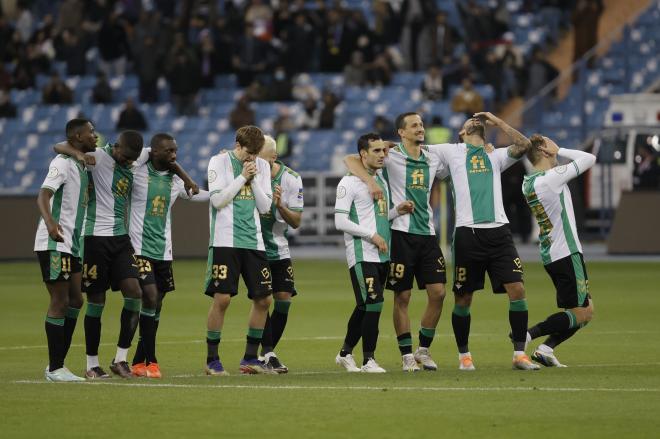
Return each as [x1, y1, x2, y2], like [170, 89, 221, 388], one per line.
[82, 154, 96, 166]
[184, 180, 200, 196]
[46, 221, 65, 242]
[396, 200, 414, 215]
[273, 184, 282, 207]
[367, 178, 384, 200]
[484, 143, 495, 153]
[242, 161, 257, 181]
[473, 112, 499, 127]
[538, 136, 560, 156]
[371, 233, 388, 254]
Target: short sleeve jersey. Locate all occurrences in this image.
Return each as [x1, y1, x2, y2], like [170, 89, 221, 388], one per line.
[335, 171, 391, 268]
[260, 161, 304, 261]
[383, 144, 448, 236]
[522, 163, 583, 265]
[129, 161, 194, 261]
[207, 152, 272, 250]
[84, 144, 149, 237]
[428, 143, 518, 227]
[34, 154, 89, 257]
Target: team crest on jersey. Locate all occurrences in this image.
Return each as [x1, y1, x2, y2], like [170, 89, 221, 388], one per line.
[47, 167, 59, 178]
[208, 170, 217, 183]
[554, 165, 568, 174]
[336, 186, 346, 199]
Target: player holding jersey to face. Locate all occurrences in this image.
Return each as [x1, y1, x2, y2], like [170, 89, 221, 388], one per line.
[344, 113, 449, 373]
[205, 125, 274, 375]
[335, 133, 414, 373]
[522, 135, 596, 367]
[257, 136, 303, 373]
[426, 112, 538, 370]
[35, 119, 97, 381]
[128, 133, 205, 378]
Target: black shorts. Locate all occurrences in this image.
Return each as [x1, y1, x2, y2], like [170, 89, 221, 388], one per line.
[135, 255, 175, 294]
[544, 253, 590, 309]
[269, 258, 297, 296]
[204, 247, 272, 299]
[350, 262, 388, 311]
[82, 235, 139, 294]
[386, 230, 447, 292]
[452, 225, 523, 294]
[36, 250, 81, 283]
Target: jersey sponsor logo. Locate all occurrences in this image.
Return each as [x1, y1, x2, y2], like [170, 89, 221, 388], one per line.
[237, 184, 254, 200]
[410, 169, 425, 188]
[150, 195, 167, 217]
[336, 185, 347, 199]
[208, 170, 217, 184]
[376, 198, 388, 216]
[47, 167, 59, 178]
[469, 156, 490, 174]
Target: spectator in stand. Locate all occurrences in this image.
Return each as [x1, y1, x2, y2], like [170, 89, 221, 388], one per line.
[232, 22, 269, 87]
[0, 90, 17, 118]
[451, 77, 484, 118]
[430, 11, 459, 65]
[524, 46, 558, 99]
[318, 90, 340, 129]
[320, 8, 353, 72]
[284, 12, 315, 75]
[133, 35, 160, 103]
[425, 116, 451, 144]
[55, 0, 84, 36]
[421, 64, 443, 101]
[482, 51, 504, 105]
[212, 16, 235, 74]
[400, 0, 436, 71]
[297, 97, 319, 130]
[198, 29, 219, 88]
[229, 95, 255, 130]
[366, 52, 392, 86]
[343, 51, 367, 86]
[292, 73, 320, 102]
[245, 0, 274, 41]
[444, 53, 474, 90]
[15, 1, 35, 43]
[12, 53, 36, 90]
[116, 97, 148, 131]
[572, 0, 604, 70]
[91, 72, 113, 103]
[42, 72, 73, 104]
[0, 64, 12, 90]
[97, 10, 129, 76]
[372, 0, 400, 48]
[373, 115, 396, 140]
[166, 45, 200, 116]
[267, 66, 293, 101]
[59, 29, 87, 76]
[633, 144, 660, 191]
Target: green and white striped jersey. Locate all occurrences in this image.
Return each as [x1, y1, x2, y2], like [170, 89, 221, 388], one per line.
[130, 161, 209, 261]
[259, 161, 304, 261]
[208, 152, 272, 250]
[84, 144, 149, 237]
[384, 144, 448, 236]
[522, 148, 596, 265]
[428, 143, 518, 227]
[34, 154, 89, 257]
[335, 171, 392, 268]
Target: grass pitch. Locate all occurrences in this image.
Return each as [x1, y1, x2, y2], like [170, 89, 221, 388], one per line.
[1, 259, 659, 438]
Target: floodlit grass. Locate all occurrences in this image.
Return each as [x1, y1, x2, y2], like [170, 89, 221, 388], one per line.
[1, 259, 659, 438]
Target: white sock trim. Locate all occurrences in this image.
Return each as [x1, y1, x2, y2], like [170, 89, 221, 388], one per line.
[114, 347, 129, 363]
[86, 355, 99, 370]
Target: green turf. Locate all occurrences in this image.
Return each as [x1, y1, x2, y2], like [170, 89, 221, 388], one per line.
[1, 259, 659, 438]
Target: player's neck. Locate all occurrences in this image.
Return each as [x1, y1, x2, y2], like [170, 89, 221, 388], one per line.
[533, 159, 553, 172]
[270, 161, 281, 179]
[151, 159, 169, 172]
[463, 135, 485, 147]
[401, 140, 422, 159]
[361, 158, 377, 174]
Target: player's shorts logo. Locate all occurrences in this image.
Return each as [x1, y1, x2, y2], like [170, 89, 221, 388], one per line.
[513, 257, 523, 273]
[286, 266, 294, 279]
[261, 268, 271, 279]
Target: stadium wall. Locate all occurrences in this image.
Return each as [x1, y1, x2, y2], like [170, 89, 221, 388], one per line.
[0, 197, 210, 260]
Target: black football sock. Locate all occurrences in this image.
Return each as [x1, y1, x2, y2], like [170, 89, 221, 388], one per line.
[418, 327, 435, 349]
[342, 307, 365, 354]
[362, 309, 381, 363]
[117, 298, 141, 349]
[206, 330, 221, 363]
[451, 304, 471, 354]
[84, 303, 104, 356]
[139, 308, 157, 364]
[62, 306, 80, 359]
[271, 300, 290, 348]
[260, 313, 274, 356]
[529, 311, 573, 340]
[244, 328, 263, 361]
[509, 299, 528, 351]
[45, 316, 65, 371]
[397, 332, 413, 355]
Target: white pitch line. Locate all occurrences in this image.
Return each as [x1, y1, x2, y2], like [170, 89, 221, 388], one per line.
[1, 330, 655, 351]
[11, 380, 660, 393]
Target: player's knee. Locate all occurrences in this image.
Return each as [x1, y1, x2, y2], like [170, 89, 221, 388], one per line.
[427, 284, 446, 302]
[505, 282, 525, 300]
[454, 292, 473, 307]
[255, 294, 273, 309]
[394, 291, 411, 307]
[213, 293, 231, 311]
[68, 295, 83, 310]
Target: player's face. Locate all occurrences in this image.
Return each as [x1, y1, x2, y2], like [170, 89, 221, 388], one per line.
[78, 123, 98, 152]
[398, 115, 425, 145]
[462, 117, 485, 140]
[113, 142, 141, 166]
[152, 140, 177, 166]
[363, 139, 386, 170]
[236, 145, 257, 162]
